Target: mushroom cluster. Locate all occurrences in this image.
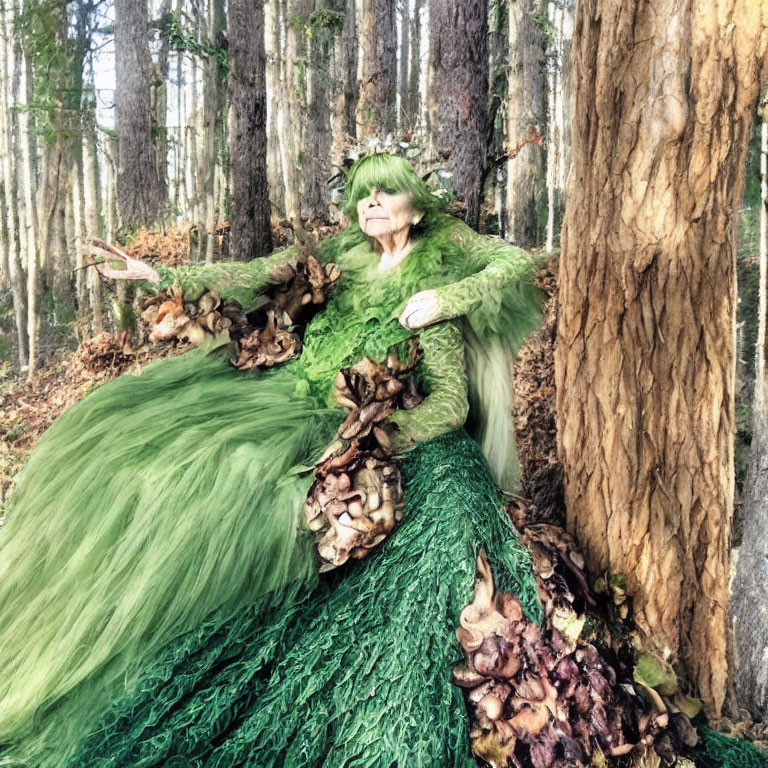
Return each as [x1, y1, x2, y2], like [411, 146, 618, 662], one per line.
[141, 253, 340, 370]
[304, 342, 423, 572]
[454, 527, 699, 768]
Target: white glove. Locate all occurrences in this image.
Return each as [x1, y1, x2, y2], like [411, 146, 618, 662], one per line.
[398, 289, 443, 330]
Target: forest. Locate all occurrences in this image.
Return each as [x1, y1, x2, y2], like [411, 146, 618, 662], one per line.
[0, 0, 767, 767]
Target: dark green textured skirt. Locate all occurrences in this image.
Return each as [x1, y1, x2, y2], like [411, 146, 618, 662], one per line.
[60, 430, 541, 768]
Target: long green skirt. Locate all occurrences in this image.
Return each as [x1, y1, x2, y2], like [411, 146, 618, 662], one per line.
[0, 352, 341, 765]
[60, 429, 541, 768]
[0, 349, 540, 767]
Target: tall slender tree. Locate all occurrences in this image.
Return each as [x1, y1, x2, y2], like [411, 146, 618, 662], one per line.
[427, 0, 488, 229]
[732, 104, 768, 718]
[506, 0, 547, 247]
[356, 0, 396, 142]
[228, 0, 272, 260]
[555, 0, 768, 717]
[114, 0, 165, 230]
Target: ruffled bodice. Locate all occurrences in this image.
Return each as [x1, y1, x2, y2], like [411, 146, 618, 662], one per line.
[291, 238, 461, 405]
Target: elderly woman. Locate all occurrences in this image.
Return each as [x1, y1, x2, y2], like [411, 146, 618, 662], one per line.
[0, 153, 543, 767]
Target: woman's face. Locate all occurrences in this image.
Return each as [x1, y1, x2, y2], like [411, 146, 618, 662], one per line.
[357, 187, 424, 240]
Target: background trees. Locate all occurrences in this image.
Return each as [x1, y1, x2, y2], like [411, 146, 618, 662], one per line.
[0, 0, 579, 377]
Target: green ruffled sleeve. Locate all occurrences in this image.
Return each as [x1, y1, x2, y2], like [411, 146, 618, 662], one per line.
[153, 245, 301, 308]
[389, 320, 469, 453]
[433, 223, 542, 327]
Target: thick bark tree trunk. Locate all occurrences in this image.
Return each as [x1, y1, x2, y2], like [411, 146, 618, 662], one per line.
[732, 110, 768, 718]
[114, 0, 165, 231]
[228, 0, 272, 260]
[555, 0, 768, 717]
[506, 0, 547, 247]
[427, 0, 488, 229]
[356, 0, 396, 142]
[398, 0, 409, 129]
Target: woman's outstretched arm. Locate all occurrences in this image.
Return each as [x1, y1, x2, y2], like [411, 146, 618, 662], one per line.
[389, 320, 469, 452]
[152, 245, 302, 308]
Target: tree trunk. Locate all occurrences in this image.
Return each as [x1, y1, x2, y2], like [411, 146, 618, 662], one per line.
[330, 0, 357, 166]
[544, 0, 575, 252]
[398, 0, 409, 129]
[154, 0, 172, 199]
[506, 0, 547, 247]
[279, 0, 303, 223]
[302, 0, 334, 220]
[0, 2, 28, 368]
[200, 0, 224, 261]
[266, 0, 285, 211]
[82, 81, 104, 333]
[356, 0, 396, 142]
[732, 109, 768, 718]
[488, 0, 508, 237]
[114, 0, 165, 231]
[408, 0, 422, 131]
[427, 0, 488, 229]
[228, 0, 272, 260]
[555, 0, 768, 717]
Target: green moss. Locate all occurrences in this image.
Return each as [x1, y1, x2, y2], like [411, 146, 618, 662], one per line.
[307, 9, 344, 36]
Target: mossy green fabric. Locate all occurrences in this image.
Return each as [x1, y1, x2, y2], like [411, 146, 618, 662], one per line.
[63, 430, 539, 768]
[691, 724, 768, 768]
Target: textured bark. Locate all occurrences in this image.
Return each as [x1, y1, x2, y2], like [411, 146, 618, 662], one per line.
[0, 3, 27, 367]
[506, 0, 547, 247]
[82, 86, 104, 333]
[732, 114, 768, 718]
[228, 0, 272, 260]
[114, 0, 165, 230]
[330, 0, 358, 165]
[398, 0, 409, 127]
[555, 0, 768, 718]
[488, 0, 509, 237]
[427, 0, 488, 229]
[356, 0, 396, 141]
[153, 0, 172, 192]
[408, 0, 423, 130]
[201, 0, 225, 261]
[266, 0, 285, 209]
[302, 0, 333, 220]
[279, 0, 304, 222]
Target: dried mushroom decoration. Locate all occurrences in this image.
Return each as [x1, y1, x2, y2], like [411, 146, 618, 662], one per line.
[304, 341, 423, 572]
[454, 524, 700, 768]
[140, 252, 340, 370]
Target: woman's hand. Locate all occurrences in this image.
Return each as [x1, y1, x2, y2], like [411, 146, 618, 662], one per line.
[398, 289, 443, 330]
[90, 240, 161, 283]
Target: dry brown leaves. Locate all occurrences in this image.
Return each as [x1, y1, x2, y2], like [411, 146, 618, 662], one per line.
[304, 342, 423, 571]
[454, 507, 700, 768]
[124, 224, 197, 266]
[0, 332, 186, 501]
[514, 256, 558, 492]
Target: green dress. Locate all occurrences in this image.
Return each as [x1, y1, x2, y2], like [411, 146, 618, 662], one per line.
[0, 215, 543, 767]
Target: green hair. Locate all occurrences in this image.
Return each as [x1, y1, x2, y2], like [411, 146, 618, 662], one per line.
[317, 153, 451, 264]
[342, 153, 447, 232]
